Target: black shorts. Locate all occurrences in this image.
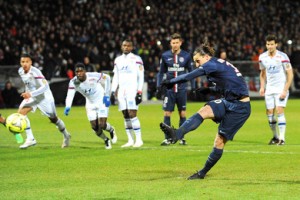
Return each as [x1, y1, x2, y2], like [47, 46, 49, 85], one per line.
[163, 90, 187, 112]
[207, 98, 251, 140]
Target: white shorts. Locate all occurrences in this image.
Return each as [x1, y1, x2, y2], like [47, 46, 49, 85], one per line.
[86, 102, 109, 121]
[19, 97, 57, 118]
[117, 95, 138, 111]
[265, 93, 289, 109]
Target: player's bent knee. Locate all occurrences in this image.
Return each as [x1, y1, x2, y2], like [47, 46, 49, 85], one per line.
[49, 117, 58, 124]
[214, 134, 227, 148]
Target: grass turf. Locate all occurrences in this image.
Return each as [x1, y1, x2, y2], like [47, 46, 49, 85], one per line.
[0, 99, 299, 199]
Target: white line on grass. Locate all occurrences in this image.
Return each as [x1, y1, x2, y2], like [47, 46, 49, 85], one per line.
[127, 146, 300, 155]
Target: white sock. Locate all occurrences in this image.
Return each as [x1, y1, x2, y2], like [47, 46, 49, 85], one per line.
[56, 118, 69, 137]
[267, 114, 278, 138]
[131, 117, 142, 142]
[105, 122, 113, 132]
[124, 119, 134, 143]
[277, 114, 286, 141]
[25, 116, 35, 140]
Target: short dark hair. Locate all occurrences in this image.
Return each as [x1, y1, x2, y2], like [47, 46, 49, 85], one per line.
[21, 53, 32, 60]
[75, 62, 86, 70]
[123, 39, 133, 45]
[265, 34, 277, 43]
[170, 33, 182, 40]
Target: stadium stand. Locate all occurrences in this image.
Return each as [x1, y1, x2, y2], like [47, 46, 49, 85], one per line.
[0, 0, 299, 99]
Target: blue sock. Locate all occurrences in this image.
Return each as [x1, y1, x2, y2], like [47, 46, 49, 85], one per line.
[199, 147, 223, 175]
[164, 116, 171, 126]
[179, 117, 186, 127]
[164, 116, 171, 139]
[176, 113, 203, 139]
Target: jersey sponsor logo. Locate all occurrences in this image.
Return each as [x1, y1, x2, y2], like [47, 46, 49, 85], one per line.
[121, 66, 128, 70]
[168, 63, 184, 72]
[168, 67, 185, 72]
[167, 58, 173, 61]
[84, 88, 96, 96]
[267, 65, 280, 74]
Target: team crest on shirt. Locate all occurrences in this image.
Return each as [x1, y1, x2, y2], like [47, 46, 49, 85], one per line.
[179, 57, 184, 63]
[139, 65, 144, 71]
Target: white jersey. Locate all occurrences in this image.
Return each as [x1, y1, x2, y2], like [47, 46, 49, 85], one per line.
[65, 72, 111, 108]
[18, 66, 56, 117]
[111, 52, 144, 97]
[18, 66, 54, 102]
[259, 50, 291, 94]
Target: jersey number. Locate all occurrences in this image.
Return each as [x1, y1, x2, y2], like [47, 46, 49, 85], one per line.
[217, 59, 242, 77]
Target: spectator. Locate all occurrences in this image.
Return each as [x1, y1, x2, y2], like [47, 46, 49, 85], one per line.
[146, 71, 157, 100]
[83, 56, 95, 72]
[219, 50, 227, 60]
[0, 0, 298, 75]
[0, 90, 5, 108]
[290, 46, 300, 70]
[2, 81, 21, 108]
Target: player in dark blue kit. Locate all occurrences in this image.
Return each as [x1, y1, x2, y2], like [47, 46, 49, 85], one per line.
[160, 42, 251, 180]
[156, 33, 195, 146]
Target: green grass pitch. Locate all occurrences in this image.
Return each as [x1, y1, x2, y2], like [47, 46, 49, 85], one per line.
[0, 99, 299, 199]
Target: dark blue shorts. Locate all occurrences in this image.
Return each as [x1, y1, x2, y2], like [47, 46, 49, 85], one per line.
[163, 90, 187, 112]
[207, 98, 251, 140]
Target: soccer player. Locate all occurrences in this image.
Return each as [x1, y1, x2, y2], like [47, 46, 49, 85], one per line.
[111, 39, 144, 148]
[64, 63, 117, 149]
[159, 42, 251, 179]
[0, 53, 71, 149]
[156, 33, 195, 146]
[259, 34, 294, 145]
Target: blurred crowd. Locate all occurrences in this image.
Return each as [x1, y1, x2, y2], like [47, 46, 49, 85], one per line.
[0, 0, 299, 79]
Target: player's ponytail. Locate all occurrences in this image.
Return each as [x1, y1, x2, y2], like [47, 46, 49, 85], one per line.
[194, 40, 215, 57]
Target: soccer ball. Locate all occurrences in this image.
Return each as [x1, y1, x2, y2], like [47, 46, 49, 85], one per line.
[6, 113, 27, 133]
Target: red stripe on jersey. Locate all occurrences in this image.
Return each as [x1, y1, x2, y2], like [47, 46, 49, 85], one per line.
[98, 73, 103, 82]
[173, 54, 178, 92]
[68, 87, 75, 89]
[136, 61, 143, 65]
[35, 76, 44, 79]
[282, 60, 289, 63]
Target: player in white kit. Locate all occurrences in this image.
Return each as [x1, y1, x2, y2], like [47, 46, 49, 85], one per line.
[0, 53, 71, 149]
[64, 63, 117, 149]
[111, 39, 144, 148]
[259, 34, 294, 145]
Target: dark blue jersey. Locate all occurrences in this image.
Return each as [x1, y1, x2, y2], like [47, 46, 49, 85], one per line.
[157, 49, 195, 91]
[170, 57, 249, 101]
